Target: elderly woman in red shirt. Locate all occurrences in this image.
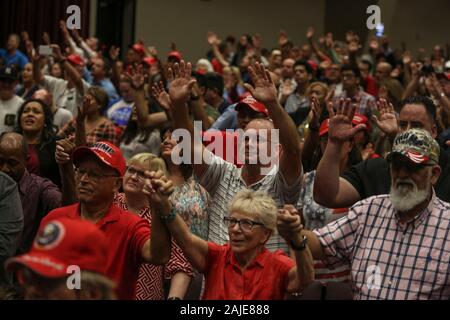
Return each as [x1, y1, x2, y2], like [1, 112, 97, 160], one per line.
[158, 188, 315, 300]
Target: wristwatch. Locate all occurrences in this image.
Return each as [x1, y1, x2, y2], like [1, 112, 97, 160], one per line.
[290, 235, 308, 251]
[190, 95, 200, 101]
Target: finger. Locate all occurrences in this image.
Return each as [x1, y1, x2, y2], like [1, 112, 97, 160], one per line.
[173, 63, 180, 78]
[179, 60, 186, 78]
[247, 65, 257, 82]
[243, 83, 255, 96]
[350, 124, 367, 136]
[167, 68, 174, 81]
[327, 101, 335, 118]
[186, 62, 193, 78]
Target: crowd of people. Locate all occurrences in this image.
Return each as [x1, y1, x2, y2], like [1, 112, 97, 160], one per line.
[0, 21, 449, 300]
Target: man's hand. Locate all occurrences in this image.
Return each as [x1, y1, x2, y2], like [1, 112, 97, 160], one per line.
[152, 81, 172, 112]
[402, 51, 412, 66]
[310, 96, 323, 127]
[59, 20, 70, 38]
[244, 62, 278, 107]
[327, 98, 366, 144]
[143, 170, 174, 214]
[277, 205, 304, 245]
[55, 136, 76, 165]
[77, 96, 95, 123]
[278, 30, 289, 47]
[372, 99, 398, 138]
[168, 61, 196, 104]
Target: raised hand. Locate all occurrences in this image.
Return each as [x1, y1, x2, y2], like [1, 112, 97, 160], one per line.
[59, 20, 69, 38]
[125, 64, 147, 90]
[207, 32, 220, 46]
[306, 27, 314, 40]
[327, 98, 366, 144]
[109, 45, 120, 61]
[143, 170, 174, 213]
[402, 51, 412, 65]
[244, 62, 278, 107]
[277, 205, 304, 243]
[310, 96, 323, 127]
[372, 99, 398, 138]
[168, 60, 196, 103]
[50, 44, 64, 61]
[152, 81, 172, 111]
[77, 96, 95, 122]
[278, 30, 289, 47]
[55, 136, 76, 165]
[148, 46, 158, 57]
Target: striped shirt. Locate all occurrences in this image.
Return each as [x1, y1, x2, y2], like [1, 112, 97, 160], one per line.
[196, 153, 302, 253]
[314, 192, 450, 300]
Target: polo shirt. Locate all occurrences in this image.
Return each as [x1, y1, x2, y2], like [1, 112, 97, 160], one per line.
[41, 202, 150, 300]
[202, 243, 294, 300]
[0, 49, 29, 70]
[203, 130, 241, 167]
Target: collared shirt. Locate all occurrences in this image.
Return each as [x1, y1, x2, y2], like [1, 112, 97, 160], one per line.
[202, 243, 294, 300]
[334, 89, 377, 119]
[113, 193, 192, 300]
[196, 153, 302, 253]
[314, 192, 450, 300]
[18, 170, 61, 254]
[41, 202, 150, 300]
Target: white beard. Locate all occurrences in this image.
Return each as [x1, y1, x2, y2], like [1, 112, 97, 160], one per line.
[389, 178, 430, 212]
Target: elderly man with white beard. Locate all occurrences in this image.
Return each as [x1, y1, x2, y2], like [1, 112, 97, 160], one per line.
[278, 128, 450, 300]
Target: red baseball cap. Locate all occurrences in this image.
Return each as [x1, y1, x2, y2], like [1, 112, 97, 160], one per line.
[6, 218, 109, 278]
[168, 51, 182, 61]
[143, 57, 156, 67]
[72, 141, 126, 177]
[319, 119, 330, 137]
[352, 113, 371, 132]
[235, 94, 269, 117]
[67, 54, 85, 67]
[132, 44, 146, 56]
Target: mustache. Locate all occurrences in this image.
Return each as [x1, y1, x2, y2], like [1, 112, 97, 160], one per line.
[395, 178, 416, 187]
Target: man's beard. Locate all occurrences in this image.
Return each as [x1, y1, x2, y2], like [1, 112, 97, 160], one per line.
[389, 178, 430, 212]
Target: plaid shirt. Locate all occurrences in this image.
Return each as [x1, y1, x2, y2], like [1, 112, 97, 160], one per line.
[314, 192, 450, 300]
[60, 119, 119, 146]
[334, 90, 377, 119]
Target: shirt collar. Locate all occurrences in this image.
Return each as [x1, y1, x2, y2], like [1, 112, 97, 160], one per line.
[18, 169, 31, 195]
[69, 202, 121, 227]
[225, 244, 270, 269]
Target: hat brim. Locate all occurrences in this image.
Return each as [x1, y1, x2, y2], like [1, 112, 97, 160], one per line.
[6, 253, 68, 279]
[235, 102, 268, 116]
[72, 146, 122, 176]
[386, 151, 431, 164]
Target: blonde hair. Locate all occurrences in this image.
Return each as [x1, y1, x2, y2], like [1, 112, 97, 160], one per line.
[306, 81, 329, 97]
[223, 66, 243, 84]
[128, 153, 168, 176]
[228, 189, 278, 232]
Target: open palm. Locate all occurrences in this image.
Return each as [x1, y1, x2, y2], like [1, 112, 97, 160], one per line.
[244, 62, 278, 106]
[327, 99, 366, 143]
[168, 61, 196, 103]
[372, 99, 398, 137]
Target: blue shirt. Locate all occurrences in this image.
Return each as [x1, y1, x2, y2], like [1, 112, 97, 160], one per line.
[0, 49, 29, 70]
[209, 104, 237, 131]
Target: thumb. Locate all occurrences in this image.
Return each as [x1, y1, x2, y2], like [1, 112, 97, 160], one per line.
[371, 115, 380, 126]
[243, 83, 255, 95]
[187, 79, 197, 91]
[350, 124, 367, 136]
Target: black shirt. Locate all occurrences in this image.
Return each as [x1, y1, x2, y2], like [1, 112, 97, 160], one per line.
[343, 148, 450, 203]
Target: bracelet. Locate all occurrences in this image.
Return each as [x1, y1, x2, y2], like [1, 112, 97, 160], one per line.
[159, 207, 177, 223]
[290, 235, 307, 251]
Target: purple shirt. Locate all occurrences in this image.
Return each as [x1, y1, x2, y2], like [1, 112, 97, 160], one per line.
[18, 170, 62, 253]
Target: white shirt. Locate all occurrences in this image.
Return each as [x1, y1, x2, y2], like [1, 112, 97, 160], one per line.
[43, 75, 90, 117]
[0, 95, 24, 134]
[53, 107, 73, 130]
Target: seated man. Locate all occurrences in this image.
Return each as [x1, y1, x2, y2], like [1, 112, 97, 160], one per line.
[6, 218, 115, 300]
[0, 171, 23, 288]
[0, 133, 61, 254]
[40, 141, 171, 300]
[282, 128, 450, 300]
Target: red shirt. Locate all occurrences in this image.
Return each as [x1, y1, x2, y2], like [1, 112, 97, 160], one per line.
[40, 203, 150, 300]
[202, 131, 243, 168]
[202, 243, 295, 300]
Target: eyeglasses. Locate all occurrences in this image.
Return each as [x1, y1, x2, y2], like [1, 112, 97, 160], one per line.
[223, 217, 264, 232]
[126, 167, 147, 180]
[75, 168, 119, 181]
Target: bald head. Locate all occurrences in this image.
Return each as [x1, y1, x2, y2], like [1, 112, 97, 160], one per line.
[32, 89, 53, 107]
[375, 62, 393, 82]
[0, 132, 28, 182]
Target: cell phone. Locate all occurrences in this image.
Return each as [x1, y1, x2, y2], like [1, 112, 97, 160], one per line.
[38, 45, 53, 56]
[375, 23, 384, 38]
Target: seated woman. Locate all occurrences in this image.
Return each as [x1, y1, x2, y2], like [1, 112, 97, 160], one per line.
[159, 188, 314, 300]
[114, 153, 193, 300]
[59, 86, 118, 146]
[15, 99, 61, 188]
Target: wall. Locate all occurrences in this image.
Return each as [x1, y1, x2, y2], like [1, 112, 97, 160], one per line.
[133, 0, 450, 61]
[135, 0, 326, 61]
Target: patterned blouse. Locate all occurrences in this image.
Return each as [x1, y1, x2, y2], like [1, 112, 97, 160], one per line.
[60, 119, 119, 146]
[170, 177, 210, 240]
[114, 193, 193, 300]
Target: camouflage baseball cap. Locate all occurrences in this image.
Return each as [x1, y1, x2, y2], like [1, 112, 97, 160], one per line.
[386, 129, 440, 165]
